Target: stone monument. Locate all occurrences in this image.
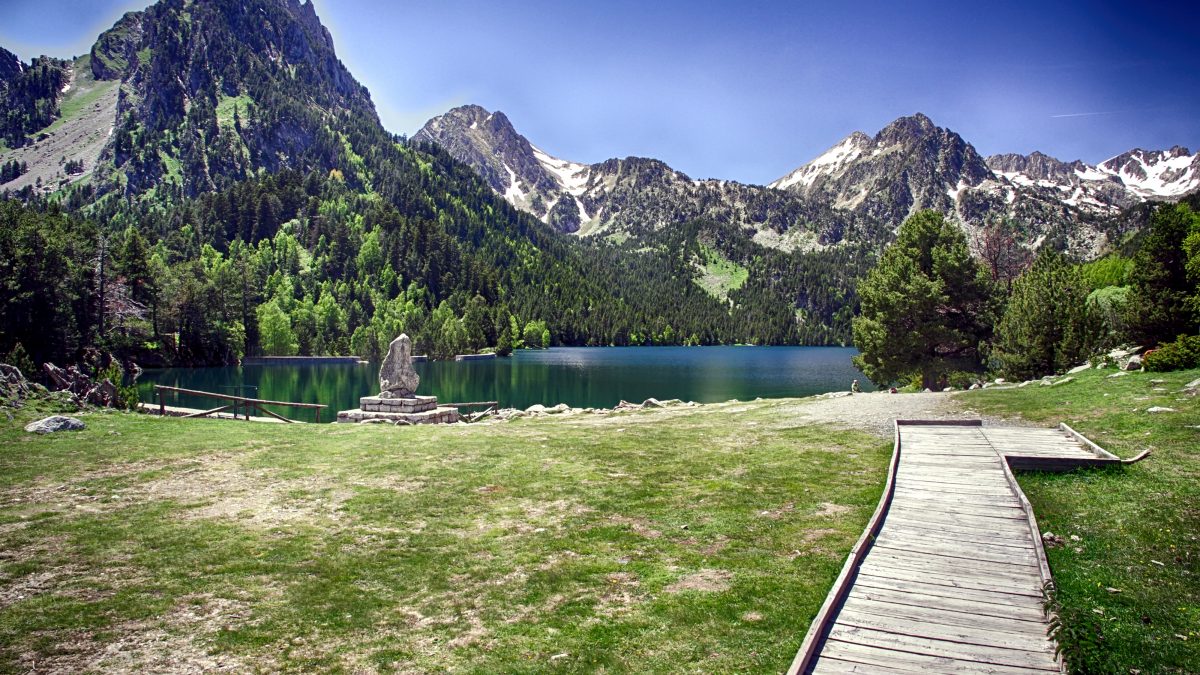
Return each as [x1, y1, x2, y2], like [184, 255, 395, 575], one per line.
[336, 334, 460, 424]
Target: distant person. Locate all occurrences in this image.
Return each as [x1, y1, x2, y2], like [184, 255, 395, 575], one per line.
[850, 379, 861, 394]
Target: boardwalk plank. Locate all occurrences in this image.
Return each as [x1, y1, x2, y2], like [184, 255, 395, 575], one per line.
[828, 625, 1060, 670]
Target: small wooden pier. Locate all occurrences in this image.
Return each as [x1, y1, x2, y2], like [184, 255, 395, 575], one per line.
[151, 385, 327, 423]
[790, 420, 1145, 674]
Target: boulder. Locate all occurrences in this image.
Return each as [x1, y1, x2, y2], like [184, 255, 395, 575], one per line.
[378, 334, 420, 398]
[1184, 378, 1200, 390]
[994, 378, 1006, 385]
[525, 404, 547, 414]
[1107, 372, 1129, 378]
[1067, 363, 1092, 374]
[25, 416, 85, 434]
[642, 398, 665, 408]
[546, 403, 570, 414]
[1122, 355, 1143, 371]
[1147, 406, 1176, 414]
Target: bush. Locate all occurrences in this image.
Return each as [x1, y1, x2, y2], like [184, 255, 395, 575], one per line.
[1143, 335, 1200, 372]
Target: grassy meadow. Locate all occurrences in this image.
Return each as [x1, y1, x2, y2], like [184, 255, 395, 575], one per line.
[0, 399, 889, 673]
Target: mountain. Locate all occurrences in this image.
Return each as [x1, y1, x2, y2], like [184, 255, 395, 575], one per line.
[769, 114, 1198, 253]
[2, 0, 846, 369]
[414, 104, 880, 248]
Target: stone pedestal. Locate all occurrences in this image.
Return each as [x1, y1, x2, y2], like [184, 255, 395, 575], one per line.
[336, 405, 460, 425]
[335, 333, 460, 425]
[337, 394, 459, 425]
[361, 395, 438, 413]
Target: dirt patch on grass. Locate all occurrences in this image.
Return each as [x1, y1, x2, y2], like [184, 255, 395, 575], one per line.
[665, 568, 733, 594]
[14, 595, 253, 674]
[814, 502, 851, 517]
[608, 514, 663, 539]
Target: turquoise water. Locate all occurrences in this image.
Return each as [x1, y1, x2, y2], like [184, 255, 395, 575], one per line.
[138, 346, 869, 422]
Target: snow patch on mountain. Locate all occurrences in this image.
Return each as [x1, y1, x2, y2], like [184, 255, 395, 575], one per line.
[532, 145, 589, 196]
[770, 133, 868, 190]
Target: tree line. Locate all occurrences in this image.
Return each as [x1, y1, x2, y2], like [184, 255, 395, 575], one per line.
[853, 195, 1200, 388]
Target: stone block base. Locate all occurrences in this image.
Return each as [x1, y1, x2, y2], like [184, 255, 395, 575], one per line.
[336, 406, 460, 425]
[360, 395, 438, 413]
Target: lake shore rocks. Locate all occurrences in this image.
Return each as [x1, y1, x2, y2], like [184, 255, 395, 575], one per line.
[25, 415, 85, 434]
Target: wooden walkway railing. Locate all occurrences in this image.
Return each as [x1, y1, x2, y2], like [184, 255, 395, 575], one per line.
[153, 385, 327, 423]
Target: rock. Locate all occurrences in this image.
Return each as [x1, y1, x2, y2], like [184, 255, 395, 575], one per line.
[968, 383, 980, 390]
[1067, 363, 1092, 374]
[642, 398, 665, 408]
[1041, 532, 1064, 548]
[942, 387, 955, 392]
[1149, 379, 1165, 385]
[1147, 407, 1176, 413]
[1107, 372, 1129, 378]
[378, 334, 420, 397]
[922, 388, 932, 393]
[1018, 381, 1034, 388]
[546, 403, 569, 414]
[1123, 355, 1143, 371]
[1050, 377, 1074, 387]
[360, 418, 391, 425]
[1184, 378, 1200, 390]
[525, 404, 547, 414]
[661, 398, 684, 406]
[25, 415, 85, 434]
[981, 383, 992, 389]
[993, 378, 1006, 384]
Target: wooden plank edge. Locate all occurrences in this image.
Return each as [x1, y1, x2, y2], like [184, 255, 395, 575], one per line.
[896, 419, 983, 427]
[999, 455, 1067, 674]
[1058, 422, 1120, 460]
[785, 418, 906, 675]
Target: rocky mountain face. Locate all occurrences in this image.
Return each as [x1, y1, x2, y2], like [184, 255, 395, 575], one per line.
[414, 104, 880, 247]
[419, 106, 1198, 256]
[84, 0, 377, 198]
[0, 48, 24, 84]
[769, 114, 1198, 253]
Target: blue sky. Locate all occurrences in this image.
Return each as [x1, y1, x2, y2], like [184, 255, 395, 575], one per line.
[2, 0, 1197, 185]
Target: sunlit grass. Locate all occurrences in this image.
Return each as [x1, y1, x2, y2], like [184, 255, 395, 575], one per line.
[0, 399, 888, 672]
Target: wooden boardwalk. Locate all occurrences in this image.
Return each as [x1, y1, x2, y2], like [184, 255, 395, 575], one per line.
[789, 420, 1129, 674]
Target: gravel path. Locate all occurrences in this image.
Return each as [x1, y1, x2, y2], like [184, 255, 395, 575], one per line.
[773, 391, 1015, 437]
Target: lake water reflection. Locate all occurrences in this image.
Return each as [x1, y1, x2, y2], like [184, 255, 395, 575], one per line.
[138, 346, 870, 423]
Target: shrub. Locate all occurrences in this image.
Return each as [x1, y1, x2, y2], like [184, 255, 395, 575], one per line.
[1143, 335, 1200, 372]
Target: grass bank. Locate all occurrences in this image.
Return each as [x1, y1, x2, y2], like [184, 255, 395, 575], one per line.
[961, 367, 1199, 673]
[0, 399, 889, 672]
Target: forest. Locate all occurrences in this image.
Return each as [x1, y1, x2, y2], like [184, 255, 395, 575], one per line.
[852, 195, 1200, 388]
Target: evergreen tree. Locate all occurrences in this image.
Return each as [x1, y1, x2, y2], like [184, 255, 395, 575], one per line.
[1125, 203, 1199, 346]
[993, 249, 1098, 380]
[852, 211, 995, 389]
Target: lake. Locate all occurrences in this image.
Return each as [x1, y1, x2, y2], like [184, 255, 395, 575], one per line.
[138, 346, 870, 423]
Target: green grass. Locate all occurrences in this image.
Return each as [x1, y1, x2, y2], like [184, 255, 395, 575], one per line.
[43, 79, 119, 137]
[961, 367, 1199, 673]
[216, 94, 254, 129]
[0, 399, 889, 672]
[694, 244, 749, 302]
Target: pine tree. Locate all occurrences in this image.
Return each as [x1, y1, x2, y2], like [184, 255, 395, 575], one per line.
[852, 210, 995, 389]
[1125, 203, 1199, 346]
[993, 248, 1098, 380]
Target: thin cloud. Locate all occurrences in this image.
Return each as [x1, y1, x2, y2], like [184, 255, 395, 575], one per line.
[1050, 111, 1120, 119]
